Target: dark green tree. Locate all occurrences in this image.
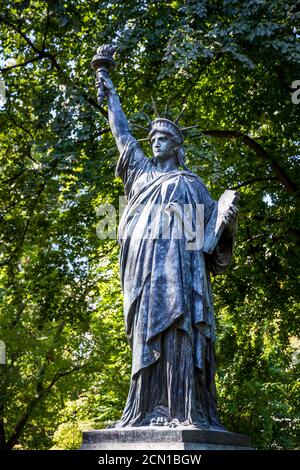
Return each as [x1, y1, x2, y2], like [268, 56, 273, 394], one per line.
[0, 0, 299, 449]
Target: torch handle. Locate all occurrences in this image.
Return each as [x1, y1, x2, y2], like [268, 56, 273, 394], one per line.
[92, 45, 116, 107]
[95, 67, 109, 106]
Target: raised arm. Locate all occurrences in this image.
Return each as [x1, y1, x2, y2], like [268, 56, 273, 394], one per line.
[96, 73, 132, 153]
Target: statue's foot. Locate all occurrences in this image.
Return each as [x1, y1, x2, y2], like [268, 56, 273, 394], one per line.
[150, 416, 169, 426]
[168, 418, 180, 428]
[150, 417, 183, 428]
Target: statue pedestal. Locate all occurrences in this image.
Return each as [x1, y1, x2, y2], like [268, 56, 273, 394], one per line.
[80, 426, 252, 450]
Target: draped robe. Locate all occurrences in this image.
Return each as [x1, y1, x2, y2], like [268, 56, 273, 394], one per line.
[115, 137, 234, 428]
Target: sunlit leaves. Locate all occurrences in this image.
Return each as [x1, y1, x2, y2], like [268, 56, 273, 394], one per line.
[0, 0, 299, 450]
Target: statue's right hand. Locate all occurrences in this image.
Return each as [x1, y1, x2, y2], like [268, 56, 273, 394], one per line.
[96, 73, 116, 97]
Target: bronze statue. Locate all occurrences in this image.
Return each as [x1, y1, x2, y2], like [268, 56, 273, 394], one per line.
[93, 46, 239, 429]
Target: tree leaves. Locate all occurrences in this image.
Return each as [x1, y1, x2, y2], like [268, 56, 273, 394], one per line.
[0, 0, 299, 450]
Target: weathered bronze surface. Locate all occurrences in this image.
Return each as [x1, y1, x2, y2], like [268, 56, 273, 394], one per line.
[93, 45, 239, 430]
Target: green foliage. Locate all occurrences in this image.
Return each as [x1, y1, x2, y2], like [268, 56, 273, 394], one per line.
[0, 0, 299, 450]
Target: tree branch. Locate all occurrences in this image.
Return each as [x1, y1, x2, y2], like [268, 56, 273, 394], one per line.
[0, 14, 107, 118]
[230, 176, 277, 190]
[1, 168, 27, 184]
[9, 183, 46, 263]
[180, 54, 221, 107]
[6, 111, 34, 138]
[0, 56, 42, 73]
[46, 365, 84, 390]
[42, 1, 50, 51]
[0, 15, 40, 54]
[6, 396, 39, 449]
[6, 361, 86, 449]
[36, 51, 107, 116]
[200, 129, 299, 195]
[0, 365, 7, 450]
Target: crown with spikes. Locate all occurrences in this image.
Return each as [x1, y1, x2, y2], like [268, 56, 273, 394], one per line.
[137, 98, 197, 142]
[149, 118, 184, 144]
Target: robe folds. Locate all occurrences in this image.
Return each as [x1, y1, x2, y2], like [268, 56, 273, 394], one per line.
[115, 137, 234, 428]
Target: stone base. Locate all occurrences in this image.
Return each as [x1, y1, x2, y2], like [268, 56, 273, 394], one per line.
[80, 426, 252, 450]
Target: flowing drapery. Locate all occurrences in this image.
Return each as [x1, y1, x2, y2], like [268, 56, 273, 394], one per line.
[115, 138, 233, 427]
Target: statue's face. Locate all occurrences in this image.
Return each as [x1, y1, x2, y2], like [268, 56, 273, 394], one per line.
[151, 132, 177, 161]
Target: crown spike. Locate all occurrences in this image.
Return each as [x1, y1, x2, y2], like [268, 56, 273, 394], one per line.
[134, 124, 151, 132]
[180, 125, 199, 132]
[164, 98, 170, 119]
[151, 96, 160, 118]
[174, 103, 187, 124]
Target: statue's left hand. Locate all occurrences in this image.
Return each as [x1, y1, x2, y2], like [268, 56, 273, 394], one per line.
[223, 204, 238, 236]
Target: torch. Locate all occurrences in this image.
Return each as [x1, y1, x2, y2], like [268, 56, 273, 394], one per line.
[91, 44, 116, 106]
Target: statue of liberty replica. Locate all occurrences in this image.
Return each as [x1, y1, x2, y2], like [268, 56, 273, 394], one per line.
[83, 46, 251, 450]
